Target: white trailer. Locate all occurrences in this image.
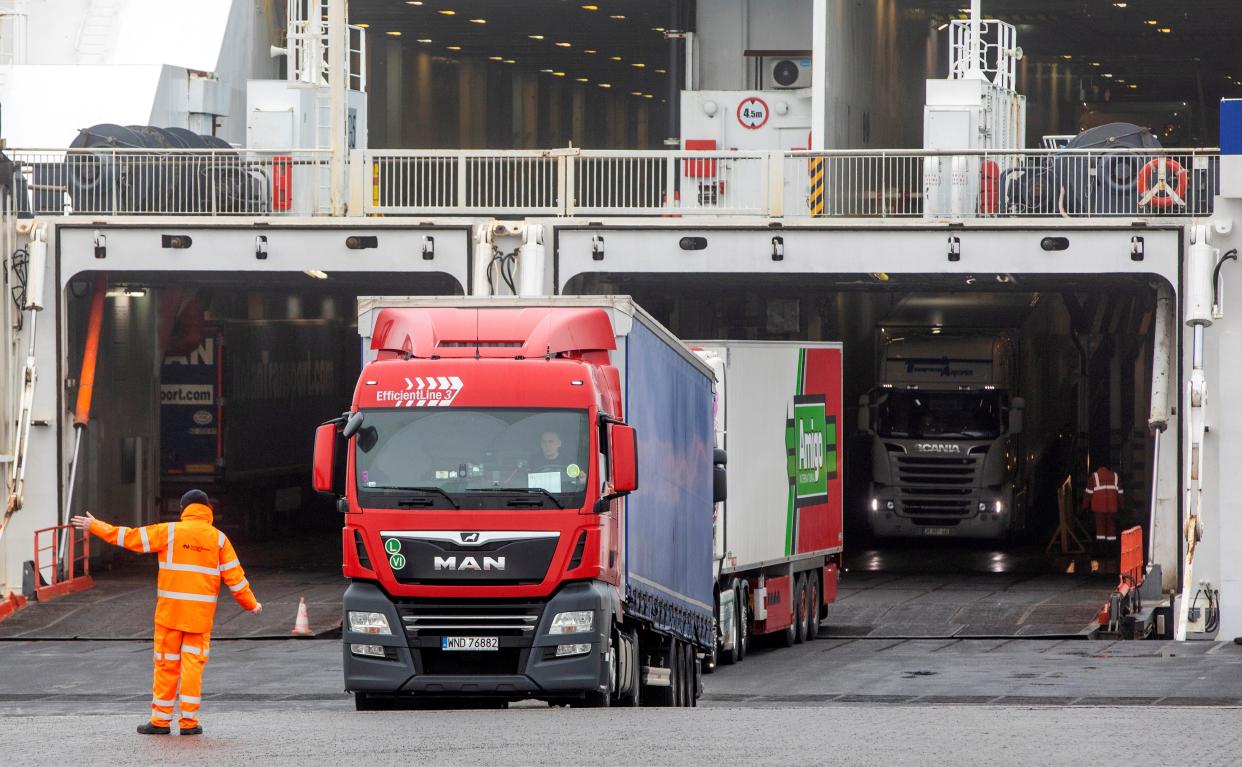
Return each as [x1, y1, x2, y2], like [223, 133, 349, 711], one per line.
[691, 341, 844, 666]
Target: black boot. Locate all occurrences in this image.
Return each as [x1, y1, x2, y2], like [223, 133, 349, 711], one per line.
[137, 722, 172, 735]
[180, 725, 204, 735]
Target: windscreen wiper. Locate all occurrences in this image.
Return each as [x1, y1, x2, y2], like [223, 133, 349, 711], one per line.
[472, 487, 564, 509]
[380, 485, 459, 509]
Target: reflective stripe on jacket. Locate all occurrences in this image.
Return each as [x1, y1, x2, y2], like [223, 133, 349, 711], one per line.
[1084, 467, 1123, 514]
[89, 502, 257, 633]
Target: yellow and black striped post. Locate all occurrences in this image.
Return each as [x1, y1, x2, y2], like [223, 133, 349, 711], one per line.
[808, 157, 825, 216]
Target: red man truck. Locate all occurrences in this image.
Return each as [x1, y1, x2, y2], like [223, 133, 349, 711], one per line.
[313, 297, 722, 708]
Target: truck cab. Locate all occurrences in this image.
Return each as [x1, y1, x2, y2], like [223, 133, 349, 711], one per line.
[860, 332, 1025, 540]
[314, 298, 715, 709]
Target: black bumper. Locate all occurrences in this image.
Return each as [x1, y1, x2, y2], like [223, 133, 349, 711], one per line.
[342, 580, 614, 699]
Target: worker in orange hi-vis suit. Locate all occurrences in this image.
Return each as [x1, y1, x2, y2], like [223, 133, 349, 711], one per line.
[70, 489, 262, 736]
[1082, 464, 1124, 543]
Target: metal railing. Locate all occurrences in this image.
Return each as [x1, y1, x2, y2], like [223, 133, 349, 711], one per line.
[7, 146, 1219, 220]
[32, 524, 93, 602]
[783, 148, 1220, 219]
[365, 147, 1218, 219]
[9, 149, 331, 217]
[368, 150, 563, 215]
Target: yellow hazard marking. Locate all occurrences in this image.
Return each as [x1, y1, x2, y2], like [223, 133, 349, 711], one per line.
[808, 157, 825, 216]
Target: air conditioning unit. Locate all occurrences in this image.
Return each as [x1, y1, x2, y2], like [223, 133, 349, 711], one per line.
[766, 57, 811, 89]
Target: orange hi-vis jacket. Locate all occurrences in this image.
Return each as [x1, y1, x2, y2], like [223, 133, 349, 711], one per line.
[1084, 466, 1124, 515]
[88, 503, 257, 633]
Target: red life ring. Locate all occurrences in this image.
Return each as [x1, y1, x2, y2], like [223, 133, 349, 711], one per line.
[1136, 157, 1187, 209]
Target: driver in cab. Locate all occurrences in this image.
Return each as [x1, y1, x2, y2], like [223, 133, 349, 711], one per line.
[528, 430, 585, 489]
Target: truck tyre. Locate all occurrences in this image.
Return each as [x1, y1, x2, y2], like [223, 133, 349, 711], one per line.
[688, 644, 701, 707]
[670, 638, 685, 707]
[621, 629, 641, 707]
[806, 574, 821, 641]
[793, 573, 808, 644]
[737, 584, 751, 660]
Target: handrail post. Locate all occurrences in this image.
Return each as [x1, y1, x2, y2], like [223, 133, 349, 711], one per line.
[766, 151, 783, 218]
[456, 155, 468, 212]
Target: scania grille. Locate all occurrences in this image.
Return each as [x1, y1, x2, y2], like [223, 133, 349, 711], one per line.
[896, 455, 979, 487]
[901, 499, 975, 518]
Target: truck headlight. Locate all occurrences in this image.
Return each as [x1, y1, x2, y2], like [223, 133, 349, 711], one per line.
[348, 611, 392, 635]
[555, 643, 592, 657]
[994, 500, 1004, 513]
[549, 610, 593, 635]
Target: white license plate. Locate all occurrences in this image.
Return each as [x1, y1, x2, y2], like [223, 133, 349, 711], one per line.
[922, 527, 953, 537]
[441, 636, 499, 651]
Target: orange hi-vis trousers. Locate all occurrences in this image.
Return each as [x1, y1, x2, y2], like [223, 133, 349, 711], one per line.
[152, 624, 210, 729]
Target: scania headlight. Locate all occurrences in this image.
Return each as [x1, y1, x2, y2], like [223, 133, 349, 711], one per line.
[348, 610, 392, 635]
[549, 610, 593, 635]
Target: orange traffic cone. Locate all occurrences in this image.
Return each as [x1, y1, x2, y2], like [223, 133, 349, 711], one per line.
[291, 597, 312, 636]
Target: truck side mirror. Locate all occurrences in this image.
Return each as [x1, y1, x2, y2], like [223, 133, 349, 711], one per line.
[608, 423, 638, 494]
[342, 410, 366, 439]
[312, 422, 338, 494]
[1008, 398, 1024, 435]
[713, 466, 727, 504]
[857, 394, 871, 433]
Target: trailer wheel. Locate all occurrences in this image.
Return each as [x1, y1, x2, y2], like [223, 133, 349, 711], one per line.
[688, 644, 701, 707]
[671, 638, 685, 707]
[806, 574, 821, 641]
[642, 637, 676, 707]
[794, 573, 808, 644]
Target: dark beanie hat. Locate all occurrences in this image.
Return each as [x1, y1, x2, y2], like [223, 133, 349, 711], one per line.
[180, 489, 210, 510]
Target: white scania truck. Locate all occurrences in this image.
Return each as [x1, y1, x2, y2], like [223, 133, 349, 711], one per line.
[859, 331, 1025, 540]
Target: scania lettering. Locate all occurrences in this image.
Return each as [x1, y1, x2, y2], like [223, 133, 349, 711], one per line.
[690, 341, 844, 664]
[316, 297, 719, 708]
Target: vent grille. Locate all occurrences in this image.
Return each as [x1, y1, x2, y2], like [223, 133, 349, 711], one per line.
[397, 602, 543, 639]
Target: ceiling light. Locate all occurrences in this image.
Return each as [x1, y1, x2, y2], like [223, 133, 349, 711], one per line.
[598, 83, 611, 88]
[529, 34, 544, 40]
[304, 270, 329, 280]
[1112, 2, 1127, 7]
[406, 1, 422, 4]
[1061, 54, 1072, 60]
[417, 38, 432, 43]
[655, 68, 667, 74]
[437, 9, 455, 15]
[652, 27, 665, 32]
[584, 49, 597, 54]
[610, 14, 625, 20]
[1102, 73, 1113, 78]
[469, 18, 486, 24]
[643, 93, 654, 99]
[1144, 19, 1158, 25]
[1090, 61, 1100, 67]
[630, 91, 642, 96]
[553, 71, 566, 77]
[503, 59, 516, 64]
[555, 41, 572, 47]
[488, 55, 503, 61]
[1128, 84, 1138, 89]
[1157, 27, 1171, 33]
[631, 62, 646, 68]
[576, 77, 589, 82]
[540, 68, 554, 73]
[446, 45, 462, 51]
[937, 22, 949, 31]
[610, 55, 622, 61]
[355, 22, 369, 28]
[581, 4, 599, 9]
[386, 31, 401, 36]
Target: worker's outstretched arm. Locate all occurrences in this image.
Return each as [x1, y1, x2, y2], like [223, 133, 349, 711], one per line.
[218, 535, 261, 614]
[70, 511, 168, 555]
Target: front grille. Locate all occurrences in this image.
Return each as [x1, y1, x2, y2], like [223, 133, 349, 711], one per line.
[397, 602, 543, 639]
[397, 601, 544, 677]
[894, 454, 981, 518]
[895, 455, 979, 487]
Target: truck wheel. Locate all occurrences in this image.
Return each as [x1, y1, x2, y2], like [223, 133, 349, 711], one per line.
[642, 639, 676, 707]
[622, 629, 641, 707]
[737, 585, 750, 661]
[670, 638, 685, 707]
[806, 574, 821, 641]
[793, 573, 808, 644]
[718, 589, 739, 666]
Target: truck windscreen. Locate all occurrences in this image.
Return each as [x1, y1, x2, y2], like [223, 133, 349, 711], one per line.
[873, 390, 1007, 439]
[354, 408, 591, 505]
